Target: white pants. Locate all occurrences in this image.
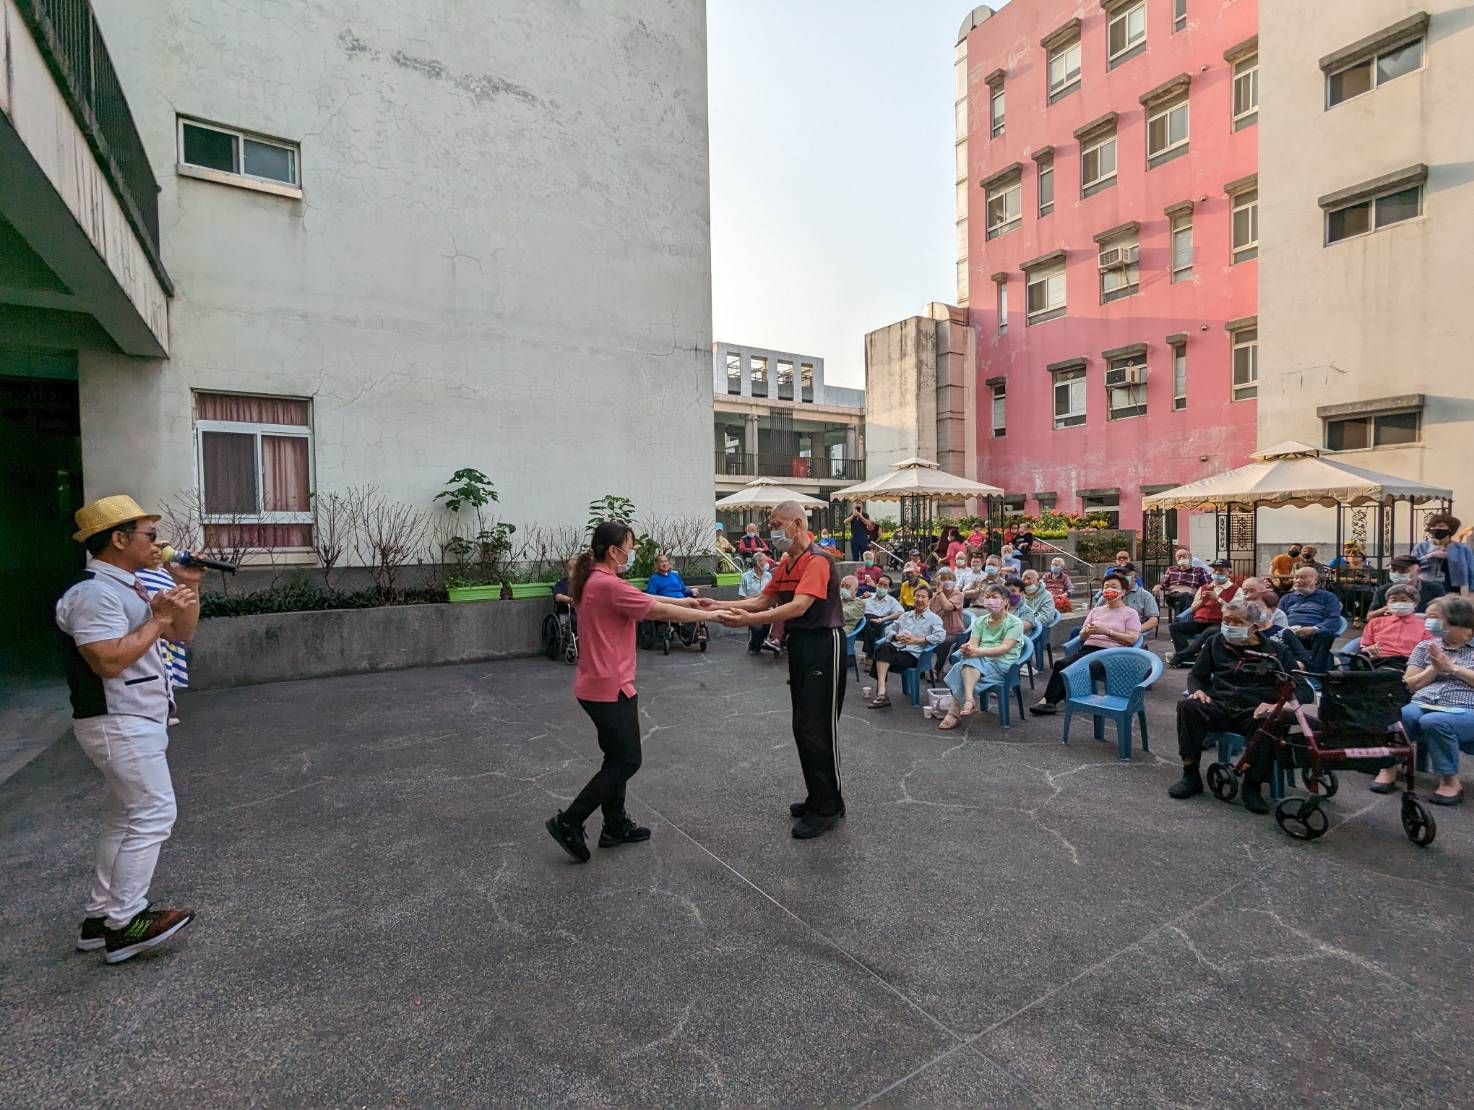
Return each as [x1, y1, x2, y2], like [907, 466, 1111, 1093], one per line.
[72, 715, 176, 929]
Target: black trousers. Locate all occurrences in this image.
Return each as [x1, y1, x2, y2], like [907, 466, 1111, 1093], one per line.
[787, 627, 847, 817]
[1171, 620, 1218, 654]
[1043, 643, 1108, 704]
[566, 694, 642, 826]
[860, 620, 889, 655]
[1176, 698, 1286, 784]
[748, 624, 772, 651]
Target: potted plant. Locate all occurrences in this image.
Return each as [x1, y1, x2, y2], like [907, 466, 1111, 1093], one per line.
[445, 521, 516, 603]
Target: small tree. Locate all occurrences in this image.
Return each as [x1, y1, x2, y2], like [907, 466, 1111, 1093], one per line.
[586, 494, 637, 535]
[434, 468, 499, 514]
[352, 486, 426, 599]
[310, 490, 351, 591]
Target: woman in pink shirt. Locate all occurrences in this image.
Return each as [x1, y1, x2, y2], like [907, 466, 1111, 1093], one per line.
[1355, 583, 1429, 670]
[544, 522, 711, 863]
[1029, 580, 1142, 715]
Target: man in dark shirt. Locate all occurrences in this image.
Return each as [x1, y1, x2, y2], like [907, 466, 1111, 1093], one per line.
[711, 502, 846, 840]
[1169, 596, 1300, 815]
[1367, 554, 1445, 618]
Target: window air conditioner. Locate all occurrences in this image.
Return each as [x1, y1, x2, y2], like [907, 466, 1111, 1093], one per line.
[1098, 244, 1139, 269]
[1105, 364, 1146, 388]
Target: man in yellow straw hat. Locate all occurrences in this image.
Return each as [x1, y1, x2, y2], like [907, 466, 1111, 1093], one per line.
[55, 495, 199, 964]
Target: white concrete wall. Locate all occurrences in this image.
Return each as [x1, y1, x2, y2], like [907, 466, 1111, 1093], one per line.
[711, 342, 863, 409]
[1259, 1, 1474, 521]
[80, 0, 712, 540]
[864, 317, 936, 478]
[0, 0, 168, 352]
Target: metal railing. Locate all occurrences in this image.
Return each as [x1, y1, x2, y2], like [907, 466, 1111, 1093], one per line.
[714, 451, 862, 482]
[16, 0, 171, 291]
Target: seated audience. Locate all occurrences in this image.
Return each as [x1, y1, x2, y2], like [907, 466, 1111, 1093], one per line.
[1372, 597, 1474, 803]
[1295, 545, 1329, 575]
[860, 575, 903, 655]
[1090, 569, 1159, 637]
[1355, 583, 1428, 671]
[999, 545, 1022, 574]
[737, 523, 770, 561]
[958, 553, 986, 604]
[937, 584, 1027, 729]
[856, 549, 884, 587]
[866, 584, 946, 708]
[714, 524, 737, 560]
[646, 553, 695, 599]
[1017, 568, 1058, 633]
[898, 562, 925, 608]
[1270, 543, 1302, 590]
[1279, 566, 1344, 673]
[817, 528, 842, 553]
[1013, 523, 1037, 562]
[1029, 577, 1143, 715]
[1110, 550, 1140, 587]
[1368, 554, 1445, 618]
[1169, 559, 1239, 664]
[840, 574, 866, 630]
[930, 567, 967, 643]
[1155, 548, 1210, 620]
[1169, 597, 1299, 814]
[739, 552, 774, 654]
[553, 558, 577, 615]
[1043, 557, 1074, 612]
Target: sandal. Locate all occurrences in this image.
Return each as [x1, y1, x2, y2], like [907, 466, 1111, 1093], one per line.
[937, 713, 961, 730]
[960, 699, 976, 717]
[867, 696, 892, 709]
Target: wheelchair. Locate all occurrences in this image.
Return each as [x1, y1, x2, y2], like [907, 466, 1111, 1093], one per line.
[541, 606, 578, 665]
[638, 616, 709, 655]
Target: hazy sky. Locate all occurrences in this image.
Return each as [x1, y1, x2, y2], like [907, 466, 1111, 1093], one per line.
[708, 0, 1009, 389]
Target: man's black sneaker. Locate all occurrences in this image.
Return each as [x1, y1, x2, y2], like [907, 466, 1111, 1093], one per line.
[598, 816, 652, 848]
[545, 812, 591, 863]
[75, 916, 107, 952]
[1168, 768, 1204, 800]
[1029, 701, 1058, 716]
[792, 812, 839, 839]
[103, 907, 195, 964]
[1242, 783, 1269, 814]
[789, 801, 846, 819]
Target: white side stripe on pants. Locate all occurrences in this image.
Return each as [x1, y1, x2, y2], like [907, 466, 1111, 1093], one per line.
[829, 625, 842, 796]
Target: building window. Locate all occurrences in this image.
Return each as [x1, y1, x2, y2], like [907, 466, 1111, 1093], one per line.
[1172, 344, 1188, 410]
[996, 279, 1008, 334]
[1232, 55, 1259, 129]
[1098, 236, 1140, 304]
[1081, 492, 1121, 528]
[1147, 99, 1189, 164]
[725, 352, 742, 395]
[194, 393, 313, 548]
[1173, 0, 1187, 32]
[1231, 188, 1258, 263]
[1327, 36, 1423, 108]
[986, 178, 1022, 240]
[1106, 354, 1148, 420]
[179, 118, 300, 191]
[1108, 2, 1148, 63]
[956, 139, 968, 183]
[1171, 213, 1194, 281]
[991, 384, 1007, 437]
[1326, 184, 1422, 244]
[990, 87, 1006, 137]
[1052, 368, 1086, 428]
[750, 356, 768, 397]
[776, 359, 794, 401]
[1231, 328, 1258, 400]
[1048, 40, 1082, 100]
[1026, 263, 1067, 324]
[800, 363, 815, 402]
[1081, 133, 1118, 195]
[1325, 410, 1421, 451]
[1037, 492, 1058, 512]
[957, 258, 970, 304]
[1038, 159, 1055, 217]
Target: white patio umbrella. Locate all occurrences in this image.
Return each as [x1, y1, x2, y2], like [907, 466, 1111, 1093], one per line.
[1141, 441, 1452, 511]
[834, 457, 1004, 502]
[714, 478, 828, 510]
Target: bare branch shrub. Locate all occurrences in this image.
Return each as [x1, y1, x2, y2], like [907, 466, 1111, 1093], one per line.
[310, 490, 352, 591]
[352, 486, 426, 599]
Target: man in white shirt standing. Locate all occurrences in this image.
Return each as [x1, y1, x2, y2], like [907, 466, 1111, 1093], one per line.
[56, 496, 198, 964]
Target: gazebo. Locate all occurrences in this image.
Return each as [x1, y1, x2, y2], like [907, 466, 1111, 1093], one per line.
[714, 477, 828, 512]
[1140, 440, 1453, 581]
[836, 457, 1003, 552]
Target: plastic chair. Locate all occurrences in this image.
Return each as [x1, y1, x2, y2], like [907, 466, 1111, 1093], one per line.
[1023, 620, 1050, 690]
[1209, 731, 1290, 800]
[846, 617, 867, 682]
[945, 644, 1027, 728]
[1060, 647, 1163, 761]
[900, 645, 939, 706]
[1062, 628, 1150, 656]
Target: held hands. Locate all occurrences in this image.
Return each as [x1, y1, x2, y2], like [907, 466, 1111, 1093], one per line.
[1188, 690, 1213, 704]
[170, 564, 207, 589]
[150, 587, 196, 632]
[694, 596, 723, 610]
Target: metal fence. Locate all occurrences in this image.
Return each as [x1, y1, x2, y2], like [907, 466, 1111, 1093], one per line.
[16, 0, 170, 288]
[714, 452, 862, 482]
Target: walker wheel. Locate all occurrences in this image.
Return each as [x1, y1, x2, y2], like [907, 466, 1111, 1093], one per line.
[1275, 797, 1329, 841]
[1301, 768, 1340, 798]
[661, 631, 670, 656]
[698, 638, 707, 652]
[1401, 799, 1437, 847]
[1206, 763, 1238, 802]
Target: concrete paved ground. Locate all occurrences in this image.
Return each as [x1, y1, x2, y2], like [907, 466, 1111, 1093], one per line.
[3, 629, 1472, 1107]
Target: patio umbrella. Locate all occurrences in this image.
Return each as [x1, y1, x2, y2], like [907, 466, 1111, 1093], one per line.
[1141, 441, 1453, 511]
[714, 478, 828, 510]
[834, 457, 1004, 502]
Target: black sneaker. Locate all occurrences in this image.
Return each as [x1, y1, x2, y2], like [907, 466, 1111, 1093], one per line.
[598, 816, 652, 848]
[1242, 783, 1269, 814]
[789, 800, 846, 819]
[1168, 767, 1204, 799]
[792, 812, 839, 839]
[103, 907, 195, 964]
[545, 812, 591, 863]
[1028, 701, 1058, 716]
[75, 916, 107, 952]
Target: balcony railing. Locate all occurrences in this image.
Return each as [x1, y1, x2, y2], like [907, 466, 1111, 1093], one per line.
[16, 0, 170, 290]
[715, 452, 862, 483]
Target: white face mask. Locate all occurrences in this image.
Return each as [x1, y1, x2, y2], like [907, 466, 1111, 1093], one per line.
[1051, 564, 1064, 575]
[615, 545, 634, 572]
[1387, 601, 1416, 616]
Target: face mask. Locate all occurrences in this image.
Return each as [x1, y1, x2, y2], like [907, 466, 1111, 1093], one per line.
[985, 566, 999, 577]
[1102, 588, 1123, 601]
[1426, 617, 1445, 637]
[1221, 623, 1250, 643]
[875, 587, 890, 599]
[1387, 602, 1416, 616]
[939, 580, 955, 591]
[615, 546, 634, 572]
[1431, 530, 1451, 540]
[1212, 573, 1229, 584]
[864, 556, 874, 565]
[1176, 558, 1190, 568]
[1024, 583, 1039, 595]
[983, 597, 1005, 613]
[1051, 565, 1064, 575]
[1288, 549, 1302, 558]
[840, 587, 853, 601]
[970, 565, 983, 574]
[1389, 572, 1410, 584]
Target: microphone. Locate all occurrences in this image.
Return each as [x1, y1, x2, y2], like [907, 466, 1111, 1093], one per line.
[160, 545, 237, 574]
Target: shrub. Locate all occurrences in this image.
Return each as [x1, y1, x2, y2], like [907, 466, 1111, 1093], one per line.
[1075, 531, 1134, 563]
[200, 579, 448, 618]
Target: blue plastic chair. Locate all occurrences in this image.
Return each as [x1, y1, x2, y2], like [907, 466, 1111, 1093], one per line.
[944, 644, 1027, 728]
[1062, 628, 1150, 657]
[1060, 647, 1163, 760]
[845, 617, 867, 682]
[1209, 731, 1290, 800]
[1023, 620, 1050, 690]
[1333, 635, 1362, 670]
[900, 644, 940, 706]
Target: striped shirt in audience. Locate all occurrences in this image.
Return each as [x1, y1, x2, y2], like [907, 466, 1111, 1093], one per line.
[136, 567, 190, 691]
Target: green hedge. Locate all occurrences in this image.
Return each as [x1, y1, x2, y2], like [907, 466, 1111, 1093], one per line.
[201, 580, 449, 618]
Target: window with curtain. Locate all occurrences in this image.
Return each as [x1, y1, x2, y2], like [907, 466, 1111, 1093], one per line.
[194, 392, 314, 548]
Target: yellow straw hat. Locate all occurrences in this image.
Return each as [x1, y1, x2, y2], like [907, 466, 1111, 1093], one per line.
[72, 495, 161, 542]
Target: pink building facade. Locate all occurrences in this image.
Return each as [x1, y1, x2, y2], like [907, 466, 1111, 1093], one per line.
[958, 0, 1259, 534]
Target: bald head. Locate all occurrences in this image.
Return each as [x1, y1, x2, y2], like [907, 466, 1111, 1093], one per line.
[769, 500, 808, 528]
